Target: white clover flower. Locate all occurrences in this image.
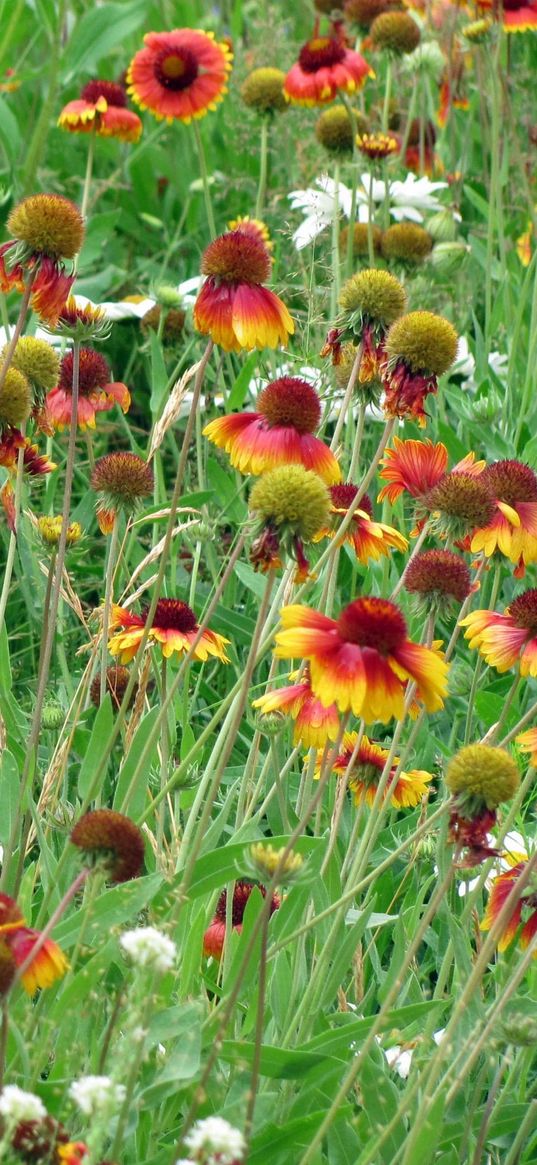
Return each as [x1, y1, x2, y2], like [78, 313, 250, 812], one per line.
[68, 1075, 126, 1117]
[0, 1085, 47, 1123]
[184, 1115, 246, 1164]
[120, 926, 177, 973]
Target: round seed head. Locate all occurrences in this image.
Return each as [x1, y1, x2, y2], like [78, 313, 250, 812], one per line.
[0, 367, 32, 428]
[249, 465, 330, 542]
[446, 744, 520, 810]
[8, 194, 84, 260]
[385, 310, 458, 375]
[241, 67, 287, 113]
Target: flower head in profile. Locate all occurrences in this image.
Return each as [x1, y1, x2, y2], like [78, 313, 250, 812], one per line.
[108, 598, 230, 664]
[46, 348, 130, 431]
[461, 588, 537, 677]
[316, 104, 360, 155]
[2, 336, 60, 416]
[315, 484, 408, 563]
[90, 452, 154, 533]
[274, 597, 449, 721]
[0, 893, 68, 995]
[248, 464, 331, 581]
[356, 131, 399, 161]
[370, 11, 421, 53]
[203, 377, 340, 483]
[70, 809, 145, 883]
[203, 882, 280, 960]
[323, 268, 406, 379]
[404, 549, 472, 615]
[378, 438, 485, 508]
[284, 27, 372, 107]
[381, 222, 433, 265]
[58, 79, 142, 142]
[481, 859, 537, 954]
[0, 366, 32, 432]
[193, 227, 293, 352]
[127, 28, 232, 123]
[470, 460, 537, 577]
[241, 67, 287, 114]
[51, 296, 111, 342]
[0, 194, 84, 326]
[382, 310, 458, 425]
[318, 731, 432, 807]
[252, 664, 339, 749]
[37, 515, 82, 548]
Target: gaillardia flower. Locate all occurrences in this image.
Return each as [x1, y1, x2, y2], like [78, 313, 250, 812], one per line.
[37, 515, 82, 548]
[203, 377, 340, 483]
[481, 860, 537, 953]
[0, 367, 32, 431]
[252, 664, 339, 748]
[0, 893, 68, 994]
[378, 438, 485, 506]
[127, 28, 232, 123]
[90, 452, 154, 533]
[193, 227, 294, 352]
[314, 484, 408, 563]
[2, 337, 60, 411]
[52, 296, 110, 342]
[356, 132, 399, 161]
[58, 79, 142, 142]
[404, 549, 472, 614]
[248, 464, 330, 580]
[0, 194, 84, 326]
[203, 881, 280, 959]
[70, 809, 145, 883]
[317, 731, 432, 807]
[284, 28, 372, 106]
[381, 222, 433, 264]
[370, 11, 421, 53]
[316, 105, 361, 154]
[340, 222, 383, 257]
[274, 597, 449, 721]
[516, 726, 537, 765]
[90, 664, 137, 710]
[478, 0, 537, 32]
[445, 744, 520, 864]
[0, 429, 55, 478]
[241, 67, 287, 114]
[470, 460, 537, 576]
[461, 588, 537, 676]
[108, 598, 230, 664]
[46, 348, 130, 430]
[323, 268, 407, 380]
[382, 310, 458, 424]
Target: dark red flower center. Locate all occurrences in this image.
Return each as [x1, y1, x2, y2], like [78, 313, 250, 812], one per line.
[299, 36, 346, 72]
[214, 881, 279, 925]
[509, 589, 537, 634]
[329, 483, 373, 516]
[337, 596, 407, 654]
[404, 549, 471, 602]
[59, 348, 111, 397]
[154, 47, 199, 91]
[482, 460, 537, 506]
[145, 599, 198, 633]
[258, 377, 321, 434]
[201, 230, 272, 285]
[427, 473, 495, 525]
[81, 80, 127, 107]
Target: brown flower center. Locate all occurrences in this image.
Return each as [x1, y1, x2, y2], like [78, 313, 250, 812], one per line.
[337, 596, 407, 653]
[405, 549, 471, 601]
[154, 48, 199, 90]
[482, 460, 537, 506]
[427, 473, 495, 525]
[509, 589, 537, 634]
[258, 377, 321, 434]
[329, 484, 373, 516]
[59, 348, 111, 396]
[201, 230, 271, 285]
[299, 36, 346, 72]
[146, 598, 198, 633]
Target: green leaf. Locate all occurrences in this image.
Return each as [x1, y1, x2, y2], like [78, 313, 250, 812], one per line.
[62, 2, 148, 77]
[114, 705, 161, 817]
[149, 329, 170, 415]
[137, 1001, 203, 1103]
[219, 1039, 332, 1079]
[0, 750, 19, 843]
[227, 351, 260, 411]
[77, 695, 114, 800]
[52, 874, 163, 949]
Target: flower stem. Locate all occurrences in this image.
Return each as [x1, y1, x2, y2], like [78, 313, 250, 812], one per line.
[255, 116, 269, 219]
[194, 120, 217, 240]
[381, 57, 393, 133]
[330, 343, 363, 453]
[0, 271, 35, 393]
[330, 158, 341, 319]
[99, 514, 120, 704]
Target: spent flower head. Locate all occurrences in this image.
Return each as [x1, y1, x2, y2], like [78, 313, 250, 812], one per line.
[371, 11, 421, 54]
[70, 809, 145, 883]
[241, 67, 287, 114]
[446, 744, 520, 813]
[0, 367, 32, 430]
[7, 194, 84, 262]
[3, 336, 60, 398]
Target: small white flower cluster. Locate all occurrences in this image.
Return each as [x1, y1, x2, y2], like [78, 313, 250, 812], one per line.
[68, 1075, 126, 1117]
[181, 1115, 246, 1164]
[120, 926, 177, 974]
[0, 1085, 46, 1123]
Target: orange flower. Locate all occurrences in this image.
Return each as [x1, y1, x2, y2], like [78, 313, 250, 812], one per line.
[516, 727, 537, 764]
[274, 597, 448, 722]
[0, 893, 68, 995]
[357, 131, 399, 160]
[284, 30, 372, 106]
[461, 589, 537, 676]
[203, 377, 340, 482]
[194, 227, 293, 352]
[378, 437, 484, 505]
[315, 484, 408, 562]
[252, 665, 339, 748]
[470, 460, 537, 576]
[108, 598, 230, 664]
[315, 731, 432, 807]
[45, 348, 130, 430]
[203, 882, 280, 959]
[481, 861, 537, 952]
[127, 28, 232, 123]
[58, 80, 142, 142]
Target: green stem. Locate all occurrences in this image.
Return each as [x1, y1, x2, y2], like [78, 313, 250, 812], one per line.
[330, 158, 341, 319]
[99, 515, 120, 704]
[255, 117, 269, 219]
[381, 57, 393, 133]
[193, 120, 216, 240]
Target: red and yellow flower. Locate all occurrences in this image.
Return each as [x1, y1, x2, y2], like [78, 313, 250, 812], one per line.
[108, 598, 230, 664]
[461, 588, 537, 676]
[478, 0, 537, 31]
[203, 376, 340, 483]
[274, 597, 449, 721]
[0, 427, 55, 476]
[45, 348, 130, 430]
[378, 437, 484, 523]
[252, 665, 339, 748]
[0, 893, 68, 994]
[314, 484, 408, 562]
[516, 727, 537, 764]
[58, 80, 142, 142]
[284, 28, 372, 106]
[0, 194, 84, 326]
[481, 860, 537, 953]
[470, 460, 537, 576]
[315, 731, 432, 807]
[127, 28, 232, 123]
[194, 227, 294, 352]
[203, 881, 280, 959]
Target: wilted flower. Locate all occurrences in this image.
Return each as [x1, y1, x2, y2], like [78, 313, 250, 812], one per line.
[404, 549, 472, 614]
[248, 464, 331, 580]
[382, 310, 458, 424]
[90, 452, 154, 533]
[370, 11, 421, 53]
[381, 222, 433, 264]
[0, 367, 32, 431]
[241, 67, 286, 113]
